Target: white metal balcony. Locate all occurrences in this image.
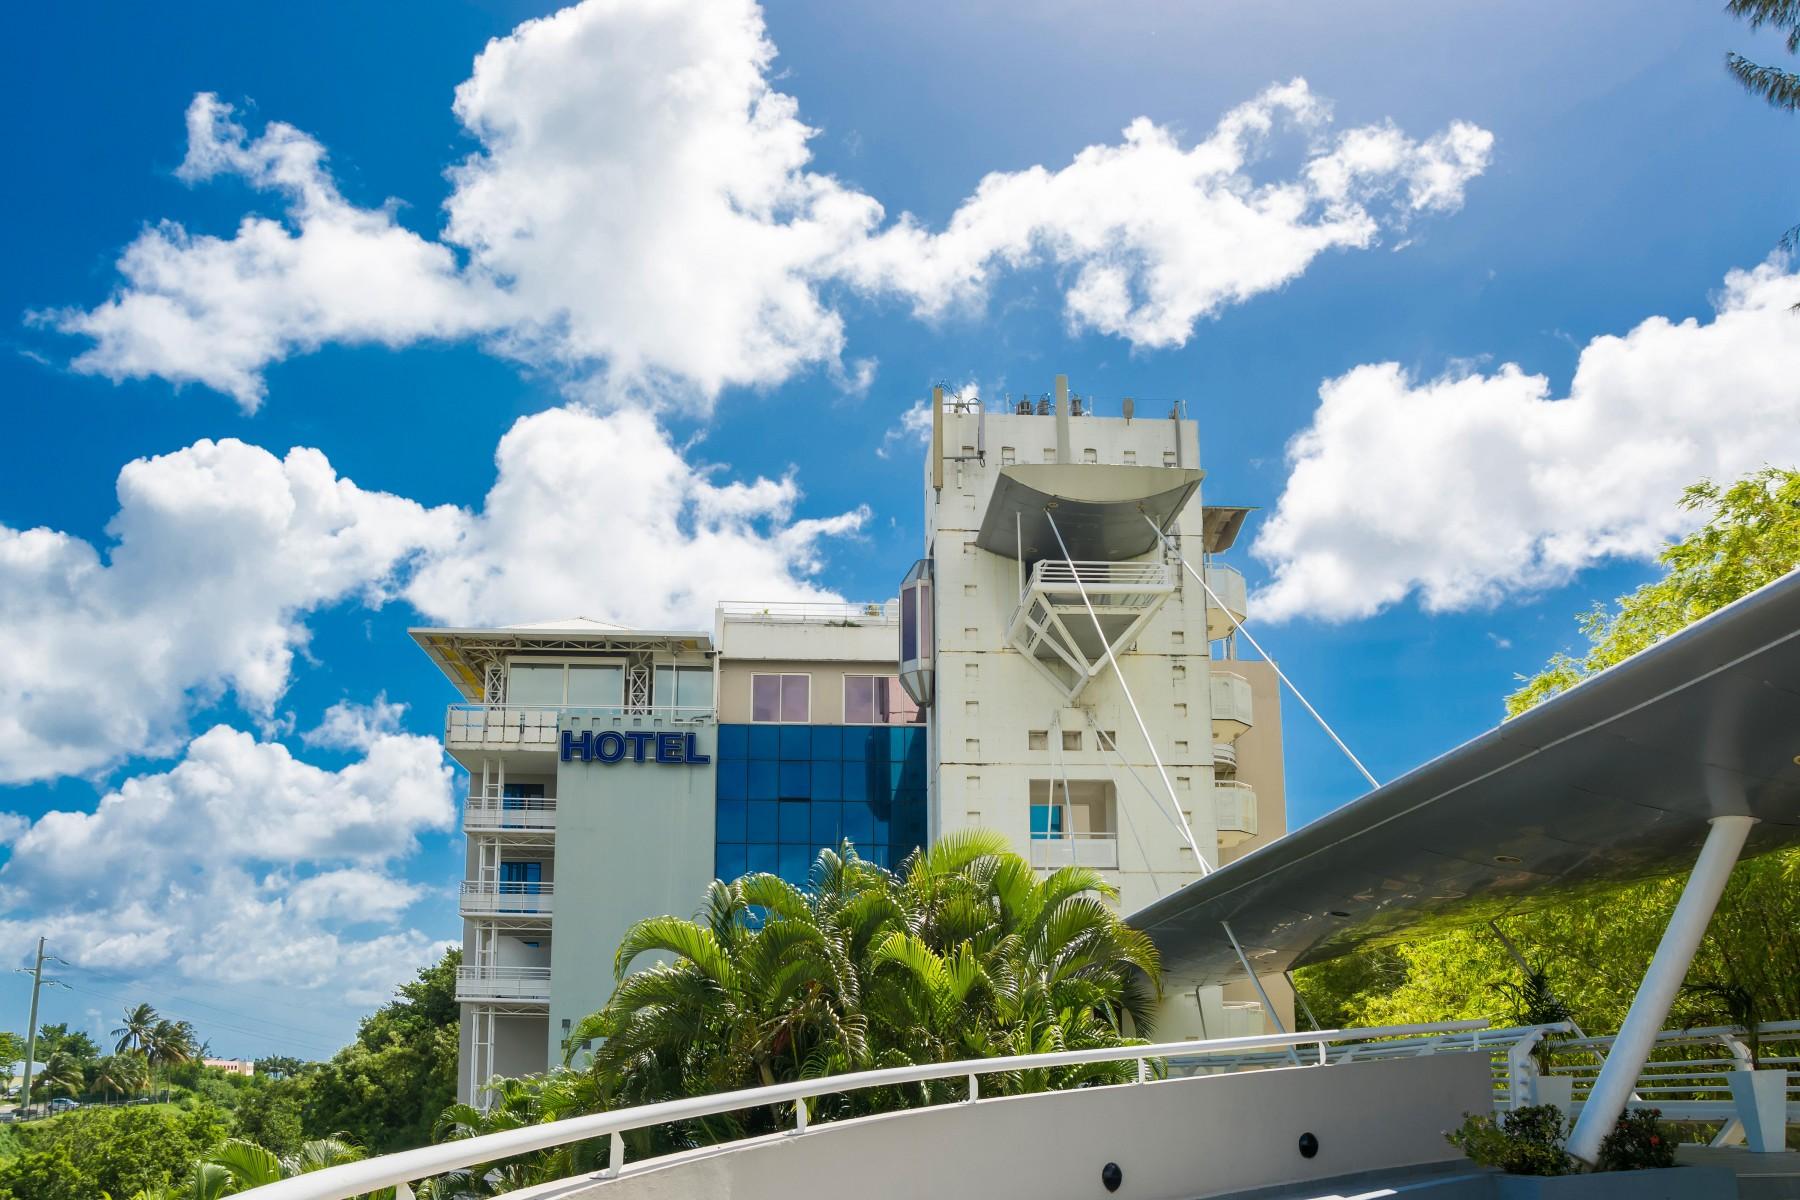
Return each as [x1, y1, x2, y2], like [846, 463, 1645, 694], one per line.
[1210, 670, 1254, 741]
[459, 881, 555, 918]
[445, 704, 713, 752]
[1212, 741, 1237, 771]
[1202, 564, 1248, 640]
[455, 965, 551, 1005]
[463, 795, 557, 836]
[1029, 832, 1120, 870]
[1008, 559, 1175, 702]
[1214, 780, 1259, 848]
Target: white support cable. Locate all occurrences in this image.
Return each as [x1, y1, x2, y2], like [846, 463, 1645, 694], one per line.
[1044, 513, 1208, 871]
[1144, 515, 1380, 792]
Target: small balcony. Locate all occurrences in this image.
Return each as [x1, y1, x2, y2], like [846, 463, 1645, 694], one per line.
[455, 966, 551, 1005]
[1211, 671, 1254, 741]
[1029, 832, 1120, 870]
[464, 795, 557, 836]
[1202, 564, 1248, 641]
[1214, 781, 1259, 848]
[1213, 742, 1237, 771]
[459, 881, 555, 918]
[1008, 559, 1175, 703]
[445, 704, 713, 753]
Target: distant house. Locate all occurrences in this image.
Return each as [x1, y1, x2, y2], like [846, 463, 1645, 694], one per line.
[202, 1058, 254, 1077]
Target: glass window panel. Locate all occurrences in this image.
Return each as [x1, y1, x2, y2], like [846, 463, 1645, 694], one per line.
[717, 724, 748, 760]
[1030, 804, 1064, 837]
[716, 844, 749, 882]
[778, 760, 810, 798]
[919, 580, 933, 658]
[841, 801, 873, 846]
[715, 759, 748, 801]
[869, 798, 890, 842]
[841, 727, 870, 762]
[507, 664, 564, 705]
[676, 668, 713, 709]
[716, 799, 748, 842]
[747, 801, 780, 843]
[654, 665, 675, 707]
[778, 801, 810, 844]
[777, 844, 810, 886]
[501, 782, 546, 801]
[747, 844, 779, 875]
[843, 762, 871, 803]
[747, 761, 779, 801]
[810, 760, 842, 801]
[868, 844, 889, 869]
[747, 724, 780, 760]
[779, 675, 810, 722]
[901, 583, 918, 661]
[567, 665, 624, 706]
[752, 674, 782, 722]
[810, 726, 841, 759]
[809, 802, 839, 844]
[844, 675, 877, 724]
[779, 725, 811, 760]
[887, 678, 922, 725]
[889, 727, 909, 759]
[889, 762, 906, 797]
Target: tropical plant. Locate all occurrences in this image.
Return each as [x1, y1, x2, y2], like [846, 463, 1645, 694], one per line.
[1726, 0, 1800, 115]
[35, 1022, 99, 1063]
[33, 1051, 85, 1101]
[1594, 1107, 1677, 1172]
[94, 1051, 152, 1100]
[541, 832, 1158, 1167]
[150, 1018, 200, 1069]
[114, 1003, 162, 1055]
[1446, 1105, 1576, 1176]
[129, 1136, 367, 1200]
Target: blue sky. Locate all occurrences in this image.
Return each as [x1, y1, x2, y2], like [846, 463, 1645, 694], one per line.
[1, 0, 1795, 1059]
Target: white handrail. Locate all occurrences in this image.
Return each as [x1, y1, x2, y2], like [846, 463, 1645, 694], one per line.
[236, 1020, 1491, 1199]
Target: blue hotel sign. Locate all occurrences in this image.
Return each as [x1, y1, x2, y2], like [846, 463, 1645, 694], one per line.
[560, 729, 710, 765]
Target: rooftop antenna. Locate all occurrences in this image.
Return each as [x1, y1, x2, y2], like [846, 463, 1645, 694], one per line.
[930, 384, 944, 493]
[1054, 374, 1071, 463]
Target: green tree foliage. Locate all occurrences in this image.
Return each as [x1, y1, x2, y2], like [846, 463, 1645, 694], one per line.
[300, 948, 460, 1154]
[30, 1026, 96, 1064]
[1297, 468, 1800, 1035]
[435, 835, 1161, 1192]
[231, 1083, 307, 1158]
[3, 1104, 229, 1200]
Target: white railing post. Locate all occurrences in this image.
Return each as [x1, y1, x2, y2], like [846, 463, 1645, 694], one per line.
[1136, 1057, 1147, 1083]
[793, 1097, 808, 1133]
[607, 1131, 624, 1178]
[1507, 1030, 1546, 1110]
[967, 1073, 978, 1102]
[394, 1184, 413, 1200]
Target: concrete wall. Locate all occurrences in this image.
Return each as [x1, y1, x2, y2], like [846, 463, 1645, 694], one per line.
[515, 1052, 1492, 1200]
[716, 659, 904, 725]
[1220, 659, 1286, 866]
[548, 715, 718, 1064]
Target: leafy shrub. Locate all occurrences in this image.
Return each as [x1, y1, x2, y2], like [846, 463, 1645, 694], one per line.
[1595, 1107, 1676, 1172]
[1446, 1105, 1576, 1176]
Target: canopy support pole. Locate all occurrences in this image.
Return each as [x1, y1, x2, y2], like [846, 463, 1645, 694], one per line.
[1224, 920, 1299, 1061]
[1566, 814, 1755, 1164]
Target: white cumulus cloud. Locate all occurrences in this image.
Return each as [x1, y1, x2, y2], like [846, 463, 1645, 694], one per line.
[404, 405, 867, 627]
[1253, 259, 1800, 622]
[37, 0, 1491, 410]
[0, 722, 454, 1002]
[0, 407, 860, 784]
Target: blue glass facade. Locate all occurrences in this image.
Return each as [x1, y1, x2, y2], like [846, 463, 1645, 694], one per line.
[714, 723, 928, 885]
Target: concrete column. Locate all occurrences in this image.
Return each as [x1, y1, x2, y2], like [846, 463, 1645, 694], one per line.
[1566, 815, 1755, 1164]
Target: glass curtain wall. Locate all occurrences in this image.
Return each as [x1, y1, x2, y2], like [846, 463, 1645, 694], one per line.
[713, 725, 927, 885]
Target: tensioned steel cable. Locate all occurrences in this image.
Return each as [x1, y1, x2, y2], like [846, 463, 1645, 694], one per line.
[1143, 514, 1381, 791]
[1044, 512, 1208, 871]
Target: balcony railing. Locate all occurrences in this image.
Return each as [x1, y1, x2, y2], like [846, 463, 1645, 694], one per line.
[717, 599, 899, 625]
[445, 704, 713, 750]
[1214, 780, 1259, 847]
[459, 881, 555, 916]
[1028, 559, 1173, 597]
[455, 965, 552, 1004]
[464, 796, 557, 833]
[1029, 832, 1120, 870]
[1210, 671, 1254, 738]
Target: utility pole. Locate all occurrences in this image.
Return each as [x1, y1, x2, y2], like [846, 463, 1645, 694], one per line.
[15, 938, 65, 1119]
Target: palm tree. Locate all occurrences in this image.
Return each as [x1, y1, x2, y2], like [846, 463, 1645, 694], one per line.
[1726, 0, 1800, 113]
[554, 831, 1160, 1161]
[33, 1051, 84, 1103]
[112, 1002, 160, 1054]
[93, 1052, 150, 1102]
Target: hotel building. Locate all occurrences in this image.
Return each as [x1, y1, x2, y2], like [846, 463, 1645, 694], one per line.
[411, 377, 1286, 1100]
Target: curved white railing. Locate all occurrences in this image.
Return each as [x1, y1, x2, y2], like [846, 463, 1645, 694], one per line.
[236, 1020, 1490, 1200]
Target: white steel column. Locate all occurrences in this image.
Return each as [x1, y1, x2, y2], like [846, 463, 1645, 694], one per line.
[1566, 814, 1755, 1164]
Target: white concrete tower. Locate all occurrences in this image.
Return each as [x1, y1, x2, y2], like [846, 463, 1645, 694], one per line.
[899, 376, 1286, 1038]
